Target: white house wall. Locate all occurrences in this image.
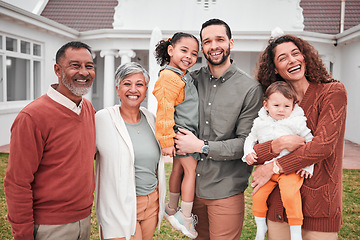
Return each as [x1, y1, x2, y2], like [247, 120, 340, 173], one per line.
[1, 1, 360, 146]
[0, 3, 74, 145]
[338, 37, 360, 143]
[113, 0, 304, 32]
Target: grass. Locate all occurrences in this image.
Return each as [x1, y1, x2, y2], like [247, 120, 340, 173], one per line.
[0, 153, 359, 239]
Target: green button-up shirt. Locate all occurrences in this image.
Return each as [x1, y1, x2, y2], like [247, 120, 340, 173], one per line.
[191, 61, 263, 199]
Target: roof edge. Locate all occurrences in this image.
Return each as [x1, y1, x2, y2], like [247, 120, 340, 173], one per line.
[0, 1, 79, 38]
[336, 24, 360, 44]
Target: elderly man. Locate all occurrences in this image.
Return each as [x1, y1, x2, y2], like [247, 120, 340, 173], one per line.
[5, 41, 96, 240]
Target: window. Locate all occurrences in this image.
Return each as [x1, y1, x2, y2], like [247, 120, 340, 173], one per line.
[6, 37, 17, 52]
[6, 57, 30, 101]
[0, 34, 43, 102]
[329, 62, 334, 76]
[21, 40, 31, 54]
[33, 44, 41, 56]
[34, 61, 41, 98]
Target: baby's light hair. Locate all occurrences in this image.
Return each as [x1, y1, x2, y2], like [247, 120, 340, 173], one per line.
[263, 81, 297, 104]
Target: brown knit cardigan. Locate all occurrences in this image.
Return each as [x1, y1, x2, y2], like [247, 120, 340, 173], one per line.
[254, 82, 347, 232]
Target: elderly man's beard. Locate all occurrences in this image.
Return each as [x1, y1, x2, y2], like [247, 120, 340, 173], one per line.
[61, 71, 92, 97]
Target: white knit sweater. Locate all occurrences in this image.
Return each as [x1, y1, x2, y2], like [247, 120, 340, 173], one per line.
[243, 104, 314, 174]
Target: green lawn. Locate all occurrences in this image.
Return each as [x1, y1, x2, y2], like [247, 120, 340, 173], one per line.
[0, 153, 359, 239]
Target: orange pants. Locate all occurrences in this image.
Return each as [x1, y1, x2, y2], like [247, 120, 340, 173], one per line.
[135, 187, 159, 240]
[100, 188, 159, 240]
[252, 172, 304, 225]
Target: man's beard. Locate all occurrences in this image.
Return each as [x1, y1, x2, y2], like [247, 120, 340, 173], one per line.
[204, 45, 231, 66]
[61, 74, 91, 97]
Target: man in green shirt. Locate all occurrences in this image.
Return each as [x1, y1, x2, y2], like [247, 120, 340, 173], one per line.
[175, 19, 263, 239]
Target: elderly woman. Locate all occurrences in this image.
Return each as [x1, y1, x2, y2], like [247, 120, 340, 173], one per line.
[251, 35, 347, 240]
[95, 62, 166, 240]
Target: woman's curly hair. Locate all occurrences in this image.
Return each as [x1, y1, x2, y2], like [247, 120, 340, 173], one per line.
[255, 34, 337, 92]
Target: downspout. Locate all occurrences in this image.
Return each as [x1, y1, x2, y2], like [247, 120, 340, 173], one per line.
[340, 0, 345, 33]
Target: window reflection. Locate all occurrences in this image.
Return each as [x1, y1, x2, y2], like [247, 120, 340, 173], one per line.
[6, 37, 17, 52]
[21, 41, 31, 54]
[33, 44, 41, 56]
[6, 57, 30, 101]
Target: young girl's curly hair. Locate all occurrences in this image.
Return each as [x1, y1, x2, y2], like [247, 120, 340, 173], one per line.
[154, 32, 198, 66]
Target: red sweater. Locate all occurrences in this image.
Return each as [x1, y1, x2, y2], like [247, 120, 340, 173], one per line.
[4, 95, 96, 240]
[254, 82, 347, 232]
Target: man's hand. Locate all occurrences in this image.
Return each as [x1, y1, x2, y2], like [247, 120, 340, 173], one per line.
[251, 163, 273, 195]
[245, 152, 258, 165]
[174, 128, 203, 155]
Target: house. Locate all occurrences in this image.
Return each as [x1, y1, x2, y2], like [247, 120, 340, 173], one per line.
[0, 0, 359, 146]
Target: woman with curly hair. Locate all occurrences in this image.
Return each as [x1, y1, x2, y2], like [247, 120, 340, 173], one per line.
[250, 35, 347, 240]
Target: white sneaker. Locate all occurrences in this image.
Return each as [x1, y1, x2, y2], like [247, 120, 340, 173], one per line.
[164, 203, 179, 229]
[172, 208, 198, 239]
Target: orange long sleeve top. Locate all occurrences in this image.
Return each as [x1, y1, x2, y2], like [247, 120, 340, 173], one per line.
[153, 69, 185, 148]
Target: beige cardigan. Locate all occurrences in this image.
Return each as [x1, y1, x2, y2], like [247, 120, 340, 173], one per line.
[95, 106, 166, 240]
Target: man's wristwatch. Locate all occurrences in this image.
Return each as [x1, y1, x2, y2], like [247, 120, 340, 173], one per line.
[273, 161, 280, 174]
[201, 140, 210, 154]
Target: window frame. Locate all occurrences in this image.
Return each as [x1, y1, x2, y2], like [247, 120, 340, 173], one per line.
[0, 33, 44, 104]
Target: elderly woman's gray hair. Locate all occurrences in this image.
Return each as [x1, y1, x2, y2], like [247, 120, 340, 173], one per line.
[115, 62, 150, 87]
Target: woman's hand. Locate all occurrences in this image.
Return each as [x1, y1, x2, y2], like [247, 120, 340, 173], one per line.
[271, 135, 306, 154]
[162, 146, 176, 157]
[251, 163, 274, 195]
[296, 169, 313, 179]
[174, 128, 203, 155]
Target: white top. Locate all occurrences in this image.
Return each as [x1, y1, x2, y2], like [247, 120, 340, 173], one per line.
[95, 106, 166, 240]
[243, 104, 314, 174]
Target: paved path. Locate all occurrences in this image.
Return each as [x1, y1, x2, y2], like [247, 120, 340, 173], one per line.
[0, 144, 9, 153]
[1, 140, 359, 169]
[343, 140, 360, 169]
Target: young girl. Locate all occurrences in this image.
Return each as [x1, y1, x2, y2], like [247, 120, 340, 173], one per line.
[152, 32, 199, 239]
[243, 81, 314, 240]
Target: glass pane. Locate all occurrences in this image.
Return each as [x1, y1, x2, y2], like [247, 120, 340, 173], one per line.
[6, 37, 17, 52]
[6, 57, 30, 101]
[21, 40, 31, 54]
[0, 35, 2, 50]
[0, 56, 3, 102]
[34, 61, 41, 98]
[33, 44, 41, 56]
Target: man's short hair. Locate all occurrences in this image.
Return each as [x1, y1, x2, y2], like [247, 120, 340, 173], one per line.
[200, 18, 232, 41]
[56, 41, 92, 63]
